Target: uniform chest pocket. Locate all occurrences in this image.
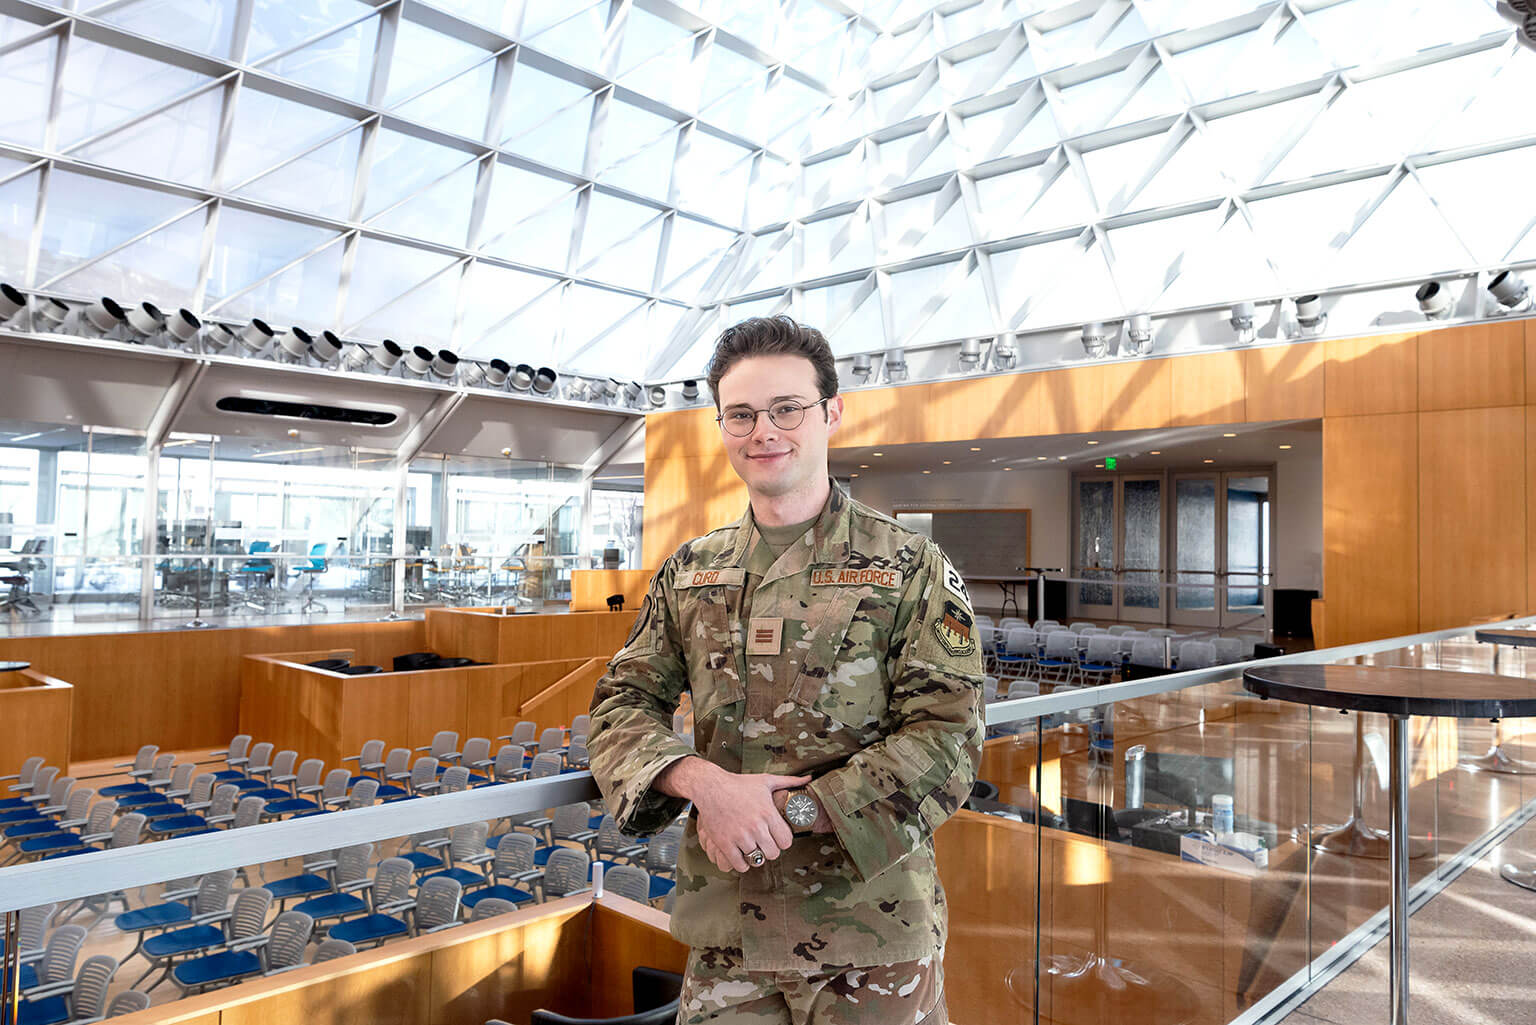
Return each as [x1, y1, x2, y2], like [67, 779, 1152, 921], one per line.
[680, 590, 744, 720]
[788, 586, 889, 727]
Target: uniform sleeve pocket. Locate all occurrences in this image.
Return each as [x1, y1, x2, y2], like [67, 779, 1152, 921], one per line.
[828, 734, 934, 817]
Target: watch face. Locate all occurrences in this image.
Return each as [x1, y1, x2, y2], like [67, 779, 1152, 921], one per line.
[785, 792, 818, 829]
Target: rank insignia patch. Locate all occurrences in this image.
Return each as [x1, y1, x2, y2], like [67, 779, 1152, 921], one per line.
[934, 599, 977, 657]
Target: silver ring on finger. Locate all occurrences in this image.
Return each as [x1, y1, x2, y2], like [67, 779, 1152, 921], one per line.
[746, 848, 766, 868]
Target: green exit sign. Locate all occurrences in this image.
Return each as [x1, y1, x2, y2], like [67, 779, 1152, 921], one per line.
[1105, 457, 1118, 470]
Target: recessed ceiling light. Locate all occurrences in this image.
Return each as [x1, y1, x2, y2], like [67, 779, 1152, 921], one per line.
[1086, 440, 1099, 445]
[1058, 456, 1068, 461]
[1223, 433, 1236, 438]
[873, 452, 883, 456]
[922, 469, 932, 474]
[859, 464, 869, 468]
[1036, 456, 1047, 461]
[1149, 450, 1161, 455]
[851, 473, 859, 478]
[1203, 458, 1214, 463]
[969, 447, 981, 451]
[942, 460, 951, 464]
[1004, 466, 1013, 471]
[1279, 444, 1292, 450]
[1095, 464, 1104, 469]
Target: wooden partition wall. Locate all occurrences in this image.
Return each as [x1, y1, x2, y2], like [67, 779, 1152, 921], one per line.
[0, 620, 424, 763]
[0, 666, 72, 778]
[643, 319, 1536, 646]
[240, 652, 604, 767]
[112, 895, 688, 1025]
[570, 569, 654, 612]
[425, 607, 635, 665]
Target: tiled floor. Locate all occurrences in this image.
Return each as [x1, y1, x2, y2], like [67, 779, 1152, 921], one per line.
[1285, 818, 1536, 1025]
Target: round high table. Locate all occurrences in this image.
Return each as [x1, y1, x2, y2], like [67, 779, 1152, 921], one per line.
[0, 662, 28, 674]
[1473, 629, 1536, 890]
[1242, 664, 1536, 1025]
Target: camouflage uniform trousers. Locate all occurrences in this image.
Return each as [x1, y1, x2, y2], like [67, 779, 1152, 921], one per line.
[678, 945, 947, 1025]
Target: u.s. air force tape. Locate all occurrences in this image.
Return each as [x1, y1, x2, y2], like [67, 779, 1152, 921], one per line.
[810, 567, 903, 588]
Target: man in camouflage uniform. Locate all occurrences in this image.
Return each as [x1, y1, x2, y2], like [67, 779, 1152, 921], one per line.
[588, 316, 984, 1024]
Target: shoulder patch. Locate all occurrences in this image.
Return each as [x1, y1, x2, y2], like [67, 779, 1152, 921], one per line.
[941, 557, 971, 608]
[934, 599, 977, 657]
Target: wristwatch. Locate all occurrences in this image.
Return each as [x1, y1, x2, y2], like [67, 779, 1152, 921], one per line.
[783, 789, 820, 833]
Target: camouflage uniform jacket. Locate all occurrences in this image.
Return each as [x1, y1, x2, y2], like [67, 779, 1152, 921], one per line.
[587, 481, 985, 971]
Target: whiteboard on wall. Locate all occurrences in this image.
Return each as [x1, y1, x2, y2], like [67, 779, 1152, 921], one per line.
[895, 509, 1031, 574]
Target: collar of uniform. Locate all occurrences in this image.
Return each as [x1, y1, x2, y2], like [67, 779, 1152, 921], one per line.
[724, 479, 852, 582]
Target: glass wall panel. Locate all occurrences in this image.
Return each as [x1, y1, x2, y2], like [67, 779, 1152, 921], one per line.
[1175, 477, 1216, 611]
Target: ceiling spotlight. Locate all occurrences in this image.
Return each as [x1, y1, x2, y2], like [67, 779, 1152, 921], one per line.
[461, 361, 488, 387]
[204, 323, 235, 352]
[1488, 270, 1531, 312]
[404, 345, 434, 377]
[36, 297, 69, 331]
[237, 319, 274, 354]
[1082, 322, 1112, 358]
[851, 353, 873, 382]
[991, 337, 1017, 370]
[565, 379, 589, 402]
[601, 378, 619, 400]
[1416, 281, 1452, 321]
[277, 326, 313, 362]
[1126, 314, 1153, 356]
[532, 367, 557, 395]
[431, 349, 459, 381]
[959, 339, 982, 368]
[1230, 301, 1256, 343]
[122, 302, 164, 342]
[372, 339, 403, 372]
[72, 297, 126, 338]
[0, 283, 26, 324]
[647, 385, 667, 407]
[1293, 294, 1326, 334]
[311, 330, 343, 363]
[164, 308, 201, 348]
[623, 381, 643, 405]
[510, 364, 534, 391]
[484, 359, 510, 387]
[681, 380, 700, 401]
[884, 348, 907, 383]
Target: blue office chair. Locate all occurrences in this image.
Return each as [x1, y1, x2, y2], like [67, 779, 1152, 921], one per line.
[294, 543, 328, 613]
[236, 542, 276, 611]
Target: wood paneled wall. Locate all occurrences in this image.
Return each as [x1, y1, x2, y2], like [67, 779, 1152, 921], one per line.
[0, 668, 72, 777]
[520, 658, 606, 738]
[570, 570, 654, 612]
[0, 620, 424, 763]
[111, 896, 687, 1025]
[424, 608, 636, 666]
[644, 319, 1536, 647]
[240, 654, 596, 767]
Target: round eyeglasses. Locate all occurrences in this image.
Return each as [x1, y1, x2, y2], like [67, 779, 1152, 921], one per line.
[716, 398, 830, 437]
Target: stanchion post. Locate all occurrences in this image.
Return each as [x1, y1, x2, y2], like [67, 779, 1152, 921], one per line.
[2, 909, 20, 1025]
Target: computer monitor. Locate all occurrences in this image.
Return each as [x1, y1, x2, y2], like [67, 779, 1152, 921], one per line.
[1142, 752, 1235, 811]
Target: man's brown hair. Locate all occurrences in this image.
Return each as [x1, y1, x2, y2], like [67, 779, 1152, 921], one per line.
[706, 315, 839, 410]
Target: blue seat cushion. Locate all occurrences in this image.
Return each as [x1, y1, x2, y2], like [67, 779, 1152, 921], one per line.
[420, 867, 484, 889]
[0, 807, 45, 825]
[19, 963, 37, 988]
[116, 902, 192, 933]
[265, 873, 331, 901]
[399, 851, 446, 872]
[0, 796, 40, 811]
[18, 832, 84, 855]
[327, 914, 409, 946]
[18, 995, 67, 1025]
[115, 790, 165, 809]
[136, 802, 188, 821]
[649, 876, 676, 901]
[98, 782, 152, 798]
[173, 950, 262, 989]
[245, 787, 290, 802]
[462, 885, 535, 908]
[263, 798, 320, 817]
[148, 815, 208, 836]
[1082, 662, 1118, 672]
[3, 820, 61, 840]
[293, 893, 367, 921]
[375, 784, 409, 800]
[210, 770, 244, 782]
[532, 846, 557, 866]
[227, 778, 266, 792]
[143, 924, 226, 958]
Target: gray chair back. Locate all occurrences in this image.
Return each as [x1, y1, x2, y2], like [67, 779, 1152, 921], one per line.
[312, 938, 355, 963]
[470, 897, 517, 921]
[37, 924, 87, 986]
[266, 911, 314, 970]
[106, 991, 150, 1017]
[229, 887, 273, 940]
[543, 848, 591, 897]
[605, 864, 652, 905]
[71, 955, 119, 1019]
[415, 876, 462, 930]
[194, 870, 237, 915]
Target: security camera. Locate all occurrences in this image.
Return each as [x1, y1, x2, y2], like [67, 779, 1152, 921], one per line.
[1081, 322, 1111, 358]
[1416, 281, 1452, 321]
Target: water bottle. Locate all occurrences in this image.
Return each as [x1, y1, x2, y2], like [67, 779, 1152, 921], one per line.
[1124, 745, 1146, 810]
[1212, 793, 1234, 838]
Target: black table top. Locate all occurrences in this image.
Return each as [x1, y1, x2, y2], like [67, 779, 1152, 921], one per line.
[1475, 628, 1536, 648]
[0, 661, 30, 673]
[1242, 663, 1536, 718]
